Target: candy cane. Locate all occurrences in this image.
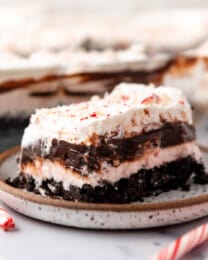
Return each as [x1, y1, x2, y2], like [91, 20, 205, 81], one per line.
[0, 208, 15, 231]
[152, 223, 208, 260]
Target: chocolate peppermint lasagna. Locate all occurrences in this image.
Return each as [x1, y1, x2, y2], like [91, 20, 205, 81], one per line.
[0, 43, 169, 127]
[1, 9, 208, 127]
[8, 83, 207, 203]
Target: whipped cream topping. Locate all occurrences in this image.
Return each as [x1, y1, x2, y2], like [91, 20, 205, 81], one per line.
[1, 9, 207, 84]
[0, 52, 63, 84]
[185, 39, 208, 56]
[133, 10, 208, 53]
[61, 46, 169, 74]
[21, 142, 201, 188]
[22, 83, 192, 148]
[0, 45, 169, 85]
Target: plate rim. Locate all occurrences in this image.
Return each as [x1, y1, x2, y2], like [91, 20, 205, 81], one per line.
[0, 146, 208, 212]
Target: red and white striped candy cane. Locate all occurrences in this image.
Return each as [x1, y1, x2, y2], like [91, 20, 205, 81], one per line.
[152, 223, 208, 260]
[0, 207, 15, 231]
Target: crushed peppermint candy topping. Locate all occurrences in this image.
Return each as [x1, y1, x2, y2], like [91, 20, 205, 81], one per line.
[121, 95, 129, 101]
[141, 94, 161, 105]
[90, 112, 97, 117]
[80, 116, 89, 121]
[23, 83, 192, 148]
[30, 83, 191, 128]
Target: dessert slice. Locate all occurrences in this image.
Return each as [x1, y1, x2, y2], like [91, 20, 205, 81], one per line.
[159, 54, 208, 111]
[11, 83, 207, 203]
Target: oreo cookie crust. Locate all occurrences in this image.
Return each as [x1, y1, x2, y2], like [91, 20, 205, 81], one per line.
[7, 156, 207, 203]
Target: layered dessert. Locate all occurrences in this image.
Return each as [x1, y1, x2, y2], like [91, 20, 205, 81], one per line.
[159, 47, 208, 111]
[1, 9, 208, 127]
[133, 10, 208, 111]
[0, 51, 93, 129]
[8, 83, 207, 203]
[0, 41, 169, 128]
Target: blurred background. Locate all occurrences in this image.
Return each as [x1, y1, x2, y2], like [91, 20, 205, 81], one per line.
[0, 0, 207, 13]
[0, 0, 208, 152]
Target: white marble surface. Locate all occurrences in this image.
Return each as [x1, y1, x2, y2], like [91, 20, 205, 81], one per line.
[1, 0, 208, 14]
[0, 200, 207, 260]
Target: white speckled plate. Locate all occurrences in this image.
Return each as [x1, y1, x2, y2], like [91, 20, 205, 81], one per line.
[0, 147, 208, 230]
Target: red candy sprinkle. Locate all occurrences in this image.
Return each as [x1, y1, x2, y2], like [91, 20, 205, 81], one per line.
[0, 208, 15, 231]
[121, 95, 129, 101]
[80, 117, 88, 121]
[179, 100, 185, 105]
[90, 112, 97, 117]
[141, 94, 160, 104]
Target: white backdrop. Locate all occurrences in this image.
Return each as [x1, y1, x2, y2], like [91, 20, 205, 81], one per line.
[0, 0, 208, 14]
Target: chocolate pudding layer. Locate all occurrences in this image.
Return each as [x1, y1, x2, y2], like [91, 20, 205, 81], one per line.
[21, 122, 195, 174]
